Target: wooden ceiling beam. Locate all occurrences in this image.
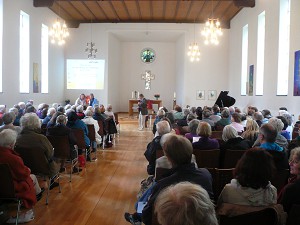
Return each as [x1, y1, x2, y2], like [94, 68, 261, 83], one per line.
[33, 0, 54, 7]
[108, 1, 121, 21]
[233, 0, 255, 8]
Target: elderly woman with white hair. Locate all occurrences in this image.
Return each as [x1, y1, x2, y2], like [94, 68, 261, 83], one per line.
[16, 113, 59, 179]
[221, 125, 251, 151]
[82, 110, 102, 145]
[42, 107, 56, 125]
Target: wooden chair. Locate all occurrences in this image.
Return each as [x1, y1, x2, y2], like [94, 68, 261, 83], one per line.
[270, 169, 290, 194]
[210, 131, 223, 139]
[219, 207, 278, 225]
[71, 128, 89, 166]
[97, 120, 107, 150]
[286, 204, 300, 225]
[40, 123, 47, 135]
[87, 124, 97, 160]
[213, 168, 234, 202]
[47, 135, 78, 182]
[193, 149, 220, 168]
[222, 149, 246, 169]
[0, 163, 22, 224]
[14, 146, 61, 205]
[113, 112, 120, 135]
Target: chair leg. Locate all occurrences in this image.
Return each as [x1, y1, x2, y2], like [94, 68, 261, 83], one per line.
[16, 199, 21, 225]
[46, 178, 50, 205]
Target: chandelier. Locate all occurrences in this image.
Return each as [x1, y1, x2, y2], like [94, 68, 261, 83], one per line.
[85, 42, 97, 59]
[187, 42, 200, 62]
[201, 18, 222, 45]
[49, 18, 69, 45]
[187, 23, 200, 62]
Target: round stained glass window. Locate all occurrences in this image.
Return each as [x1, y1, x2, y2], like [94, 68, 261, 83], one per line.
[140, 48, 156, 63]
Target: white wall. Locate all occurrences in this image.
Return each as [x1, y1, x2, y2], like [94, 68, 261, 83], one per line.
[0, 0, 64, 108]
[229, 0, 300, 117]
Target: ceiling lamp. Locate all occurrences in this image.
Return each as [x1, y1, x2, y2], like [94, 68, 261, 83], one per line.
[85, 19, 97, 59]
[49, 2, 69, 45]
[201, 1, 223, 45]
[187, 23, 200, 62]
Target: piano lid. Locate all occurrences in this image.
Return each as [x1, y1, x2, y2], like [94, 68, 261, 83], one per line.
[214, 91, 236, 108]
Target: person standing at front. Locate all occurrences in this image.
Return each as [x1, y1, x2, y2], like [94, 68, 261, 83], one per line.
[138, 94, 148, 130]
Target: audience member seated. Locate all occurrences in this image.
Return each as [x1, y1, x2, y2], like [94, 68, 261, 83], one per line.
[89, 93, 98, 107]
[144, 121, 171, 175]
[104, 104, 115, 120]
[247, 106, 258, 119]
[185, 119, 200, 142]
[0, 112, 22, 134]
[241, 119, 259, 146]
[125, 134, 214, 225]
[254, 111, 263, 127]
[215, 108, 231, 128]
[193, 122, 219, 150]
[152, 109, 165, 135]
[217, 148, 277, 216]
[0, 129, 43, 223]
[172, 105, 184, 120]
[82, 110, 102, 145]
[36, 103, 49, 119]
[210, 105, 221, 123]
[230, 112, 244, 132]
[75, 93, 88, 107]
[154, 182, 218, 225]
[258, 123, 289, 170]
[93, 105, 107, 124]
[0, 104, 6, 119]
[278, 147, 300, 214]
[42, 107, 56, 125]
[195, 106, 203, 120]
[76, 105, 85, 120]
[47, 115, 81, 173]
[261, 109, 272, 124]
[202, 109, 215, 128]
[57, 105, 65, 114]
[221, 125, 251, 151]
[16, 113, 59, 178]
[277, 116, 291, 141]
[46, 111, 63, 128]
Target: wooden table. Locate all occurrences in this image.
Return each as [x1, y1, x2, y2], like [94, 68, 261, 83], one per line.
[128, 99, 162, 116]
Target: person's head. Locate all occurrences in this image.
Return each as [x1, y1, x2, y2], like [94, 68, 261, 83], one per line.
[106, 104, 113, 112]
[50, 112, 63, 124]
[18, 102, 26, 110]
[64, 104, 71, 111]
[163, 135, 193, 167]
[195, 107, 203, 117]
[231, 112, 241, 123]
[139, 93, 144, 99]
[66, 110, 78, 122]
[202, 109, 211, 119]
[156, 121, 171, 136]
[80, 94, 86, 100]
[47, 107, 56, 117]
[221, 109, 230, 119]
[86, 106, 94, 113]
[235, 107, 241, 113]
[25, 105, 36, 113]
[56, 115, 67, 125]
[0, 129, 18, 149]
[174, 105, 182, 112]
[57, 106, 65, 114]
[76, 105, 84, 113]
[188, 119, 200, 135]
[235, 148, 275, 189]
[165, 112, 175, 125]
[154, 182, 218, 225]
[190, 106, 197, 114]
[245, 119, 259, 132]
[268, 117, 284, 133]
[277, 116, 288, 130]
[254, 112, 263, 121]
[2, 112, 16, 125]
[94, 106, 101, 114]
[261, 109, 272, 119]
[222, 125, 239, 142]
[90, 93, 94, 99]
[196, 122, 211, 138]
[52, 103, 59, 110]
[157, 109, 166, 118]
[279, 107, 288, 111]
[186, 114, 196, 122]
[282, 113, 292, 126]
[183, 108, 190, 117]
[260, 123, 277, 143]
[212, 105, 220, 114]
[20, 113, 41, 130]
[9, 107, 18, 116]
[84, 110, 93, 117]
[99, 104, 105, 113]
[289, 147, 300, 177]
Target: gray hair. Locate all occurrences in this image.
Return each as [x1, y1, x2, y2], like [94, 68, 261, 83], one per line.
[156, 121, 171, 136]
[18, 102, 26, 109]
[157, 109, 166, 117]
[64, 104, 72, 111]
[76, 105, 84, 113]
[56, 115, 67, 125]
[160, 133, 173, 148]
[183, 108, 190, 117]
[0, 105, 6, 113]
[0, 129, 18, 148]
[52, 103, 59, 110]
[20, 113, 41, 130]
[47, 107, 56, 117]
[221, 109, 230, 118]
[290, 147, 300, 164]
[188, 119, 200, 135]
[268, 117, 284, 133]
[2, 112, 16, 125]
[86, 106, 94, 112]
[155, 182, 217, 225]
[282, 113, 292, 126]
[222, 125, 239, 142]
[84, 110, 93, 117]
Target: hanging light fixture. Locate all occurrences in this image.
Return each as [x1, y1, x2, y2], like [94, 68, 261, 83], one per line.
[201, 1, 223, 45]
[187, 23, 200, 62]
[49, 1, 69, 45]
[85, 19, 97, 59]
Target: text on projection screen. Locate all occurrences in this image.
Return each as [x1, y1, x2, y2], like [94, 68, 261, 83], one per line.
[67, 59, 105, 89]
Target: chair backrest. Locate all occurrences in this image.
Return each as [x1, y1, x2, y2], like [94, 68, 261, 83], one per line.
[219, 207, 278, 225]
[270, 169, 290, 194]
[213, 168, 234, 201]
[0, 163, 16, 199]
[287, 204, 300, 225]
[211, 131, 223, 139]
[87, 124, 96, 142]
[71, 128, 86, 149]
[47, 135, 71, 159]
[97, 120, 105, 136]
[223, 149, 246, 169]
[14, 146, 51, 176]
[193, 149, 220, 168]
[113, 112, 119, 124]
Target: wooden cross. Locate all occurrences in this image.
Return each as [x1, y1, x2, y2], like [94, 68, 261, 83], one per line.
[141, 70, 155, 90]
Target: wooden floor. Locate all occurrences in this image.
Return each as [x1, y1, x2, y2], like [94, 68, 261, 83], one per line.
[29, 115, 152, 225]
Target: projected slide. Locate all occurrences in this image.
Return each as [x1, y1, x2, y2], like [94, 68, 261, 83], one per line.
[67, 59, 105, 89]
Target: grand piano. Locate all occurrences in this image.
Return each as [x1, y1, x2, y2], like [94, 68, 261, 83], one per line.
[214, 91, 236, 108]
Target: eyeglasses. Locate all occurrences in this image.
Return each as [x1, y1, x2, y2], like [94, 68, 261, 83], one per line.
[289, 159, 299, 164]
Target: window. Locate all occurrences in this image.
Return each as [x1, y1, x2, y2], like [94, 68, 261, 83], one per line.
[19, 10, 30, 93]
[241, 24, 248, 96]
[0, 0, 3, 92]
[277, 0, 290, 95]
[256, 11, 266, 96]
[41, 24, 48, 93]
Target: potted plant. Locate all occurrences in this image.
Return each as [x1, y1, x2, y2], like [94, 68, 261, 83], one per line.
[154, 94, 160, 100]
